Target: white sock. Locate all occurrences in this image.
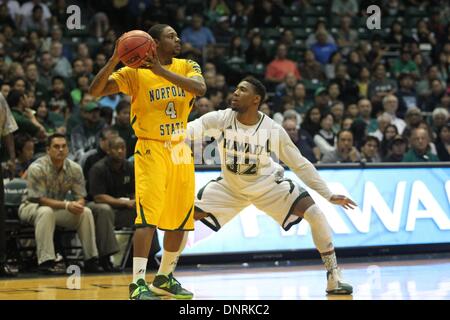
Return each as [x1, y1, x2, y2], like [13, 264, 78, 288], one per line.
[158, 232, 189, 276]
[303, 204, 334, 253]
[133, 257, 148, 283]
[157, 250, 179, 276]
[321, 252, 338, 272]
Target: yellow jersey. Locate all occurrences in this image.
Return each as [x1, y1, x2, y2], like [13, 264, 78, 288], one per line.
[110, 58, 202, 142]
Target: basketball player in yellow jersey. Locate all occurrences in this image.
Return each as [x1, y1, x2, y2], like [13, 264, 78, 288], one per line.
[89, 24, 206, 300]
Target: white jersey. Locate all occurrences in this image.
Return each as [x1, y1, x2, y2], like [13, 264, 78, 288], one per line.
[188, 109, 333, 200]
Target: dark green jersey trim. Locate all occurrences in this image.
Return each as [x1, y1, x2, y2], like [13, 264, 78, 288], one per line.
[176, 204, 194, 230]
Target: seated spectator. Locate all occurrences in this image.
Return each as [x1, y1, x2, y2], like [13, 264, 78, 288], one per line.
[24, 62, 48, 102]
[66, 93, 94, 136]
[82, 127, 119, 190]
[396, 73, 418, 118]
[293, 83, 313, 115]
[299, 50, 326, 82]
[383, 135, 408, 162]
[70, 75, 90, 106]
[111, 101, 137, 158]
[50, 41, 72, 78]
[229, 1, 248, 30]
[435, 124, 450, 161]
[321, 129, 361, 163]
[274, 72, 298, 111]
[259, 103, 272, 118]
[283, 118, 319, 163]
[331, 0, 359, 17]
[313, 87, 331, 114]
[37, 51, 54, 89]
[305, 19, 336, 48]
[336, 15, 359, 56]
[416, 65, 444, 100]
[245, 32, 269, 65]
[18, 134, 103, 274]
[356, 66, 371, 99]
[14, 133, 34, 178]
[382, 95, 406, 134]
[71, 101, 106, 162]
[370, 112, 392, 142]
[181, 13, 215, 56]
[6, 90, 46, 139]
[325, 52, 343, 80]
[189, 97, 214, 121]
[422, 79, 445, 112]
[310, 30, 338, 65]
[265, 44, 301, 83]
[402, 128, 440, 162]
[334, 64, 360, 106]
[345, 103, 359, 119]
[46, 75, 74, 127]
[330, 101, 345, 133]
[391, 48, 419, 79]
[368, 63, 398, 116]
[250, 0, 282, 28]
[431, 108, 449, 133]
[359, 136, 381, 162]
[402, 107, 423, 141]
[20, 4, 48, 35]
[88, 136, 145, 271]
[327, 82, 341, 105]
[301, 106, 322, 137]
[379, 124, 399, 159]
[314, 113, 336, 155]
[355, 98, 378, 134]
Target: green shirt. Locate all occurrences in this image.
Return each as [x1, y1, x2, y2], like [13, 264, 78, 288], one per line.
[402, 149, 440, 162]
[11, 109, 39, 137]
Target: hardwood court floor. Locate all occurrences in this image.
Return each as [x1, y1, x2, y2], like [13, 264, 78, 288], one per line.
[0, 257, 449, 300]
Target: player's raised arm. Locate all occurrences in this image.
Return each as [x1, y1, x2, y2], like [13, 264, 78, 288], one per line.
[88, 39, 121, 98]
[275, 124, 356, 209]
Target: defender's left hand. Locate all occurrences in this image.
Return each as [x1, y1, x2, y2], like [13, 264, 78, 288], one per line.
[330, 195, 357, 210]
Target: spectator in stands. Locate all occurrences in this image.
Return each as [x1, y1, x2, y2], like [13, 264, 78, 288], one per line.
[366, 36, 388, 69]
[34, 99, 56, 134]
[413, 18, 437, 48]
[435, 124, 450, 161]
[0, 91, 18, 277]
[13, 132, 34, 178]
[75, 43, 91, 61]
[82, 127, 119, 187]
[305, 19, 336, 48]
[355, 98, 378, 134]
[383, 135, 407, 162]
[301, 106, 322, 137]
[345, 103, 359, 120]
[402, 127, 440, 162]
[359, 136, 381, 162]
[18, 133, 103, 274]
[274, 72, 298, 109]
[386, 20, 413, 49]
[0, 83, 11, 98]
[7, 89, 46, 139]
[0, 3, 15, 29]
[283, 118, 319, 163]
[19, 0, 51, 21]
[11, 77, 26, 95]
[431, 107, 449, 133]
[273, 97, 302, 126]
[327, 82, 341, 105]
[250, 0, 282, 28]
[368, 63, 398, 116]
[37, 51, 54, 89]
[299, 49, 326, 82]
[66, 93, 93, 136]
[331, 0, 359, 17]
[245, 31, 269, 65]
[49, 41, 71, 79]
[70, 75, 90, 106]
[313, 87, 330, 114]
[265, 44, 301, 83]
[341, 116, 354, 131]
[384, 93, 406, 132]
[325, 51, 343, 80]
[213, 16, 233, 44]
[71, 101, 106, 162]
[392, 47, 419, 79]
[356, 66, 371, 99]
[334, 63, 360, 106]
[336, 15, 359, 56]
[370, 112, 393, 142]
[422, 79, 445, 112]
[402, 107, 423, 139]
[229, 1, 248, 30]
[314, 112, 336, 156]
[24, 62, 47, 102]
[293, 83, 312, 115]
[20, 4, 48, 36]
[416, 65, 444, 99]
[181, 13, 215, 54]
[396, 73, 419, 118]
[379, 123, 399, 159]
[436, 52, 449, 84]
[259, 102, 272, 117]
[347, 50, 367, 80]
[112, 101, 137, 159]
[330, 101, 345, 133]
[321, 129, 361, 163]
[413, 52, 429, 78]
[47, 75, 74, 123]
[310, 30, 338, 65]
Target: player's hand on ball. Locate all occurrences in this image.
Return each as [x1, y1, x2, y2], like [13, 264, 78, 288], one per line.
[141, 50, 161, 73]
[330, 195, 357, 210]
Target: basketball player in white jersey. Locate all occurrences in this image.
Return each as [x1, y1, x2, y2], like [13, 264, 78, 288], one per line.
[187, 76, 355, 295]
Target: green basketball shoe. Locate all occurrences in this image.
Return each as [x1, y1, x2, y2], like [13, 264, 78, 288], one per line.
[326, 268, 353, 295]
[150, 273, 193, 299]
[129, 278, 161, 300]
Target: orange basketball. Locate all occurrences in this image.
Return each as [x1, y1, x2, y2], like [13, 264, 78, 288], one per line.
[117, 30, 156, 68]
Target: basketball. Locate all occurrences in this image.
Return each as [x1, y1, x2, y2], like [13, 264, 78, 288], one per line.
[117, 30, 156, 68]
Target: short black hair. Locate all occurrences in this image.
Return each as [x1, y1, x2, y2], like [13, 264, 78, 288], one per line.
[148, 24, 170, 40]
[337, 129, 353, 141]
[51, 75, 65, 84]
[100, 127, 119, 140]
[241, 76, 266, 106]
[14, 133, 34, 154]
[6, 90, 24, 107]
[116, 100, 130, 114]
[362, 136, 380, 147]
[47, 133, 66, 147]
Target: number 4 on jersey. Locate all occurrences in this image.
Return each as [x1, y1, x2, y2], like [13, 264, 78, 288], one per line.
[165, 102, 177, 119]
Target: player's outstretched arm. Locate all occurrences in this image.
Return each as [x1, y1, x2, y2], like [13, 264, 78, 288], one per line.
[89, 39, 121, 98]
[329, 194, 357, 210]
[142, 54, 206, 96]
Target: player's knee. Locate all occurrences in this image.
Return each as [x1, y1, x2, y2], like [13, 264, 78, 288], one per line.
[293, 194, 315, 218]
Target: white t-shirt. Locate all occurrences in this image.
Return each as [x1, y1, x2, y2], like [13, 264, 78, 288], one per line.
[188, 109, 332, 200]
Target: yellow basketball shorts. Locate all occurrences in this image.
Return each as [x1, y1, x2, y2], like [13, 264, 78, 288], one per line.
[134, 139, 195, 231]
